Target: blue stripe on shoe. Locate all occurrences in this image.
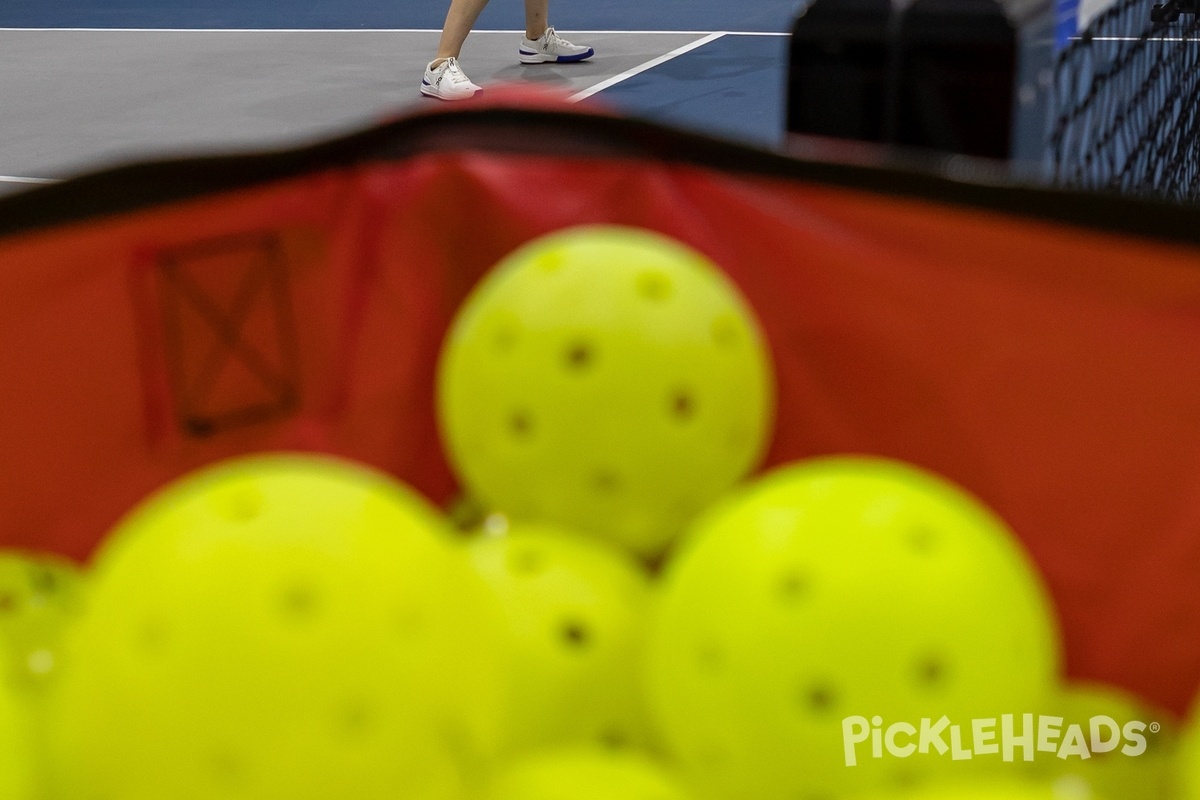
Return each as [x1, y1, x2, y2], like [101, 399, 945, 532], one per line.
[555, 48, 594, 63]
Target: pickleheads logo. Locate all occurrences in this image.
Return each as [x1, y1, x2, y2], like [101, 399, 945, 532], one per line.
[842, 714, 1158, 767]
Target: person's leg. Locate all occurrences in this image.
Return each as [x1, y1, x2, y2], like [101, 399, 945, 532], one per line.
[518, 5, 595, 65]
[422, 0, 488, 100]
[524, 0, 549, 40]
[432, 0, 491, 67]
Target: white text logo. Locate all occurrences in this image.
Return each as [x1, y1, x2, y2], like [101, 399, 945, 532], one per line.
[842, 714, 1155, 767]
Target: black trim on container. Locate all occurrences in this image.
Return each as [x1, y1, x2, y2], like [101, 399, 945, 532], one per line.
[2, 105, 1200, 246]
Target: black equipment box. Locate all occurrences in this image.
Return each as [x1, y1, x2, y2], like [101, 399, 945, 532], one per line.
[787, 0, 1017, 159]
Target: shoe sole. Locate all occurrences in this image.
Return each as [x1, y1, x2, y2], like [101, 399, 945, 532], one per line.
[420, 79, 480, 100]
[518, 47, 595, 64]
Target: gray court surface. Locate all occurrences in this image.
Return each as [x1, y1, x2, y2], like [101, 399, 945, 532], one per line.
[0, 29, 703, 193]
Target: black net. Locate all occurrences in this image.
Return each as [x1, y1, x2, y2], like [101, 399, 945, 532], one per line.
[1047, 0, 1200, 203]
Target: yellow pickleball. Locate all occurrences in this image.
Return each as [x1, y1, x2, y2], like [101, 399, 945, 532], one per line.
[0, 637, 35, 800]
[47, 453, 507, 800]
[854, 778, 1105, 800]
[1025, 682, 1174, 800]
[467, 522, 653, 756]
[0, 551, 87, 799]
[1168, 690, 1200, 800]
[437, 225, 775, 557]
[645, 457, 1063, 800]
[0, 551, 86, 692]
[482, 746, 695, 800]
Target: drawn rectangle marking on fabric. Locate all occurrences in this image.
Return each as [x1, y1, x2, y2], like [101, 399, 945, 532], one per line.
[155, 232, 301, 437]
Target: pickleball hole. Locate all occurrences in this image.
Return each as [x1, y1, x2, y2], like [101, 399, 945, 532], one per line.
[776, 569, 808, 602]
[907, 526, 939, 554]
[493, 324, 519, 352]
[599, 727, 629, 749]
[280, 581, 320, 621]
[711, 314, 742, 348]
[29, 567, 58, 594]
[536, 249, 566, 273]
[637, 271, 673, 301]
[592, 470, 621, 494]
[801, 683, 837, 714]
[137, 619, 170, 653]
[559, 618, 592, 649]
[916, 655, 949, 688]
[335, 700, 376, 738]
[564, 340, 596, 372]
[508, 409, 534, 439]
[507, 546, 546, 576]
[670, 389, 697, 422]
[214, 484, 264, 522]
[726, 426, 751, 451]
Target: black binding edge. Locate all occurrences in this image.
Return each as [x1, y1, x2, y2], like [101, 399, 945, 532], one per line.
[3, 104, 1200, 247]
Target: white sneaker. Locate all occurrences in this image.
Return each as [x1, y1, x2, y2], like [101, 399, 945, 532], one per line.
[518, 27, 595, 64]
[421, 57, 481, 101]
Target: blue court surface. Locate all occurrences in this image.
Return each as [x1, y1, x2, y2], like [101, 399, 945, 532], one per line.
[0, 0, 799, 32]
[0, 0, 800, 192]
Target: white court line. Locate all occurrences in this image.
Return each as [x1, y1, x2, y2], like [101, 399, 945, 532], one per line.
[1072, 35, 1200, 41]
[0, 27, 788, 35]
[0, 175, 58, 185]
[572, 30, 786, 36]
[569, 31, 727, 102]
